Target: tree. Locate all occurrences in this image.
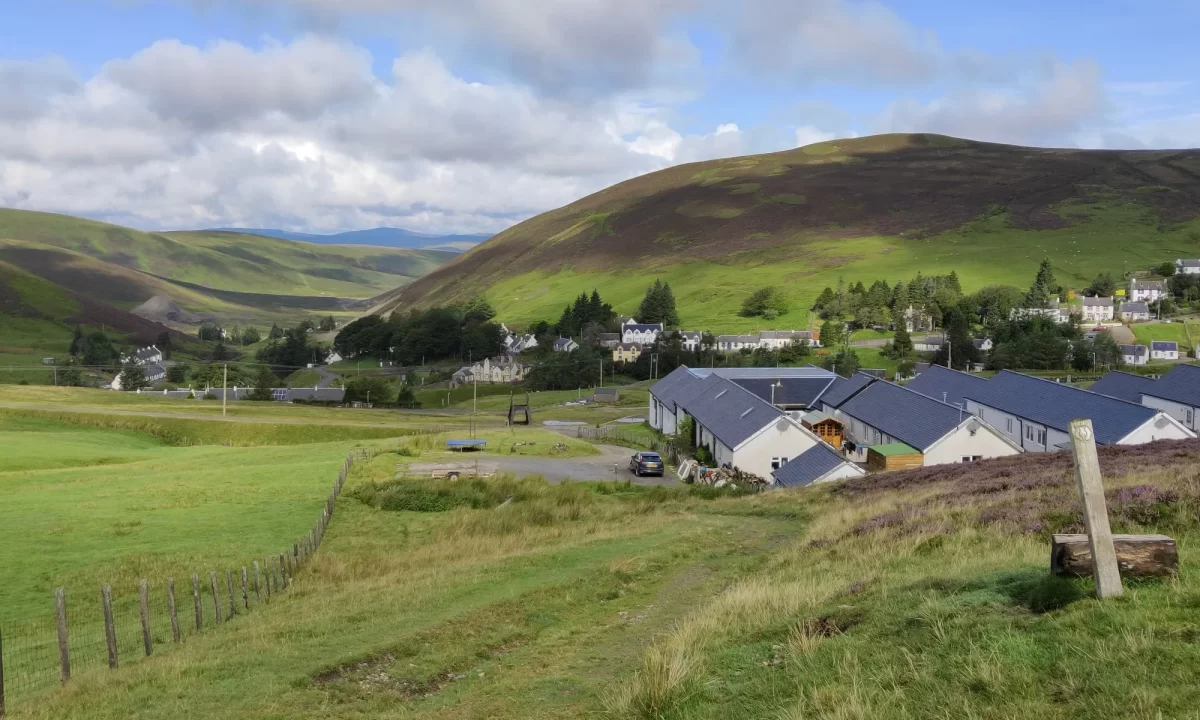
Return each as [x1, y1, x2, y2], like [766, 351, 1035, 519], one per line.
[81, 332, 118, 366]
[60, 366, 84, 387]
[460, 298, 496, 325]
[166, 364, 188, 383]
[1088, 272, 1116, 297]
[241, 327, 261, 345]
[69, 326, 85, 356]
[740, 287, 790, 319]
[198, 323, 223, 342]
[396, 382, 420, 409]
[1155, 261, 1176, 277]
[890, 325, 913, 358]
[819, 320, 844, 348]
[210, 342, 233, 362]
[318, 315, 337, 332]
[1026, 258, 1058, 308]
[932, 308, 978, 370]
[820, 348, 860, 378]
[343, 376, 393, 405]
[637, 279, 680, 327]
[268, 324, 284, 340]
[155, 331, 174, 360]
[246, 366, 278, 401]
[119, 365, 149, 392]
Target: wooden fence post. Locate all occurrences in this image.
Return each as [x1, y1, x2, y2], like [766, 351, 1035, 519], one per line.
[210, 573, 222, 624]
[1068, 418, 1124, 599]
[279, 554, 288, 589]
[253, 561, 262, 602]
[1, 627, 6, 719]
[101, 585, 118, 669]
[192, 575, 202, 631]
[226, 570, 236, 618]
[139, 580, 152, 656]
[167, 578, 180, 643]
[266, 559, 274, 600]
[55, 588, 70, 685]
[241, 567, 249, 610]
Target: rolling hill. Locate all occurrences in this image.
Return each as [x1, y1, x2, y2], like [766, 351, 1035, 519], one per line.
[0, 209, 456, 324]
[375, 133, 1200, 332]
[216, 227, 490, 252]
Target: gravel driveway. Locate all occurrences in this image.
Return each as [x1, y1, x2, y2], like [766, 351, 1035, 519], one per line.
[487, 444, 677, 485]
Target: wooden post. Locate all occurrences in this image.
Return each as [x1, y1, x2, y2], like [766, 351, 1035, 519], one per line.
[55, 588, 70, 685]
[1068, 418, 1124, 599]
[101, 585, 118, 669]
[279, 554, 288, 589]
[192, 575, 202, 631]
[241, 567, 249, 610]
[226, 570, 236, 618]
[167, 578, 180, 643]
[1, 627, 6, 719]
[139, 580, 153, 656]
[210, 573, 223, 624]
[253, 561, 262, 602]
[266, 559, 274, 600]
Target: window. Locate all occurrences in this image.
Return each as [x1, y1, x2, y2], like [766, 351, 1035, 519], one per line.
[1006, 418, 1013, 433]
[1037, 429, 1046, 445]
[961, 455, 983, 463]
[771, 457, 789, 470]
[1025, 425, 1033, 441]
[1188, 408, 1195, 426]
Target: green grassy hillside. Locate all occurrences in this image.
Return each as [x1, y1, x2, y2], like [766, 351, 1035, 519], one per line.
[0, 209, 455, 328]
[378, 134, 1200, 332]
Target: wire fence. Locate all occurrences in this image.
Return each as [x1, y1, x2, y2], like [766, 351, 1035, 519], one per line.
[574, 425, 686, 464]
[0, 447, 367, 716]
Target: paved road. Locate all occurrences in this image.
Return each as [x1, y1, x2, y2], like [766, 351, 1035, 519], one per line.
[313, 365, 339, 388]
[485, 444, 676, 485]
[849, 332, 940, 349]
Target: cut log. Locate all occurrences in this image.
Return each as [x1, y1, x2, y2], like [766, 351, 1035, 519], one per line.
[1051, 534, 1178, 578]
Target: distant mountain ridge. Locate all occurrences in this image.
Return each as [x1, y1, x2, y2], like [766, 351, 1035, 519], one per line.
[215, 227, 491, 252]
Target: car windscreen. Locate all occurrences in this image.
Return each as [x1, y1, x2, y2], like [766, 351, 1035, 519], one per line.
[641, 454, 661, 461]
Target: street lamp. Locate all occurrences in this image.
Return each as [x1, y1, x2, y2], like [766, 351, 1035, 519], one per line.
[770, 379, 783, 407]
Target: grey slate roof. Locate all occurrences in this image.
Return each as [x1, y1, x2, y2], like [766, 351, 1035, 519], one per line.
[1178, 259, 1200, 268]
[730, 376, 837, 408]
[649, 366, 700, 406]
[772, 444, 856, 488]
[684, 375, 785, 449]
[1083, 296, 1114, 306]
[1121, 302, 1149, 314]
[1120, 344, 1148, 357]
[623, 323, 663, 333]
[905, 364, 989, 408]
[1131, 278, 1167, 290]
[1088, 371, 1158, 404]
[1152, 341, 1178, 352]
[817, 373, 876, 408]
[1142, 364, 1200, 407]
[839, 381, 968, 451]
[134, 346, 161, 361]
[964, 370, 1159, 445]
[701, 366, 833, 380]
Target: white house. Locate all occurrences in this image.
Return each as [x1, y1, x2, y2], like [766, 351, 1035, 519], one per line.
[1120, 301, 1150, 321]
[680, 375, 824, 482]
[325, 350, 343, 364]
[836, 381, 1021, 466]
[1176, 259, 1200, 275]
[758, 330, 816, 350]
[450, 356, 529, 388]
[621, 320, 664, 345]
[509, 334, 539, 353]
[1129, 278, 1168, 302]
[716, 334, 761, 352]
[1120, 344, 1148, 366]
[111, 363, 166, 390]
[1011, 299, 1072, 324]
[552, 337, 579, 353]
[902, 305, 934, 332]
[963, 370, 1194, 452]
[771, 443, 865, 488]
[972, 338, 994, 353]
[913, 337, 944, 353]
[1140, 365, 1200, 433]
[660, 330, 702, 351]
[1081, 296, 1115, 323]
[123, 345, 163, 366]
[1151, 341, 1179, 361]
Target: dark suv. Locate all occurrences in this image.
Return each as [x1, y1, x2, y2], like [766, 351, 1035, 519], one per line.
[629, 451, 664, 477]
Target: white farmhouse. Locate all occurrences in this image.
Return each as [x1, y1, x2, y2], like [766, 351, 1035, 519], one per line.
[621, 320, 664, 345]
[758, 330, 817, 350]
[1151, 341, 1179, 361]
[1176, 259, 1200, 275]
[1080, 296, 1115, 323]
[1120, 301, 1150, 321]
[1120, 344, 1149, 366]
[1129, 278, 1168, 302]
[716, 334, 761, 352]
[963, 370, 1194, 452]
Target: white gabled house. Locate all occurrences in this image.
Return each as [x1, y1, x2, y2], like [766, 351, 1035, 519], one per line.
[680, 375, 823, 482]
[758, 330, 817, 350]
[1140, 364, 1200, 433]
[1120, 301, 1150, 321]
[835, 380, 1021, 466]
[1176, 258, 1200, 275]
[552, 337, 579, 353]
[1120, 344, 1149, 366]
[963, 370, 1194, 452]
[1081, 296, 1115, 322]
[1129, 278, 1167, 302]
[621, 320, 664, 345]
[716, 334, 760, 352]
[771, 443, 865, 488]
[1011, 299, 1072, 324]
[1151, 341, 1179, 361]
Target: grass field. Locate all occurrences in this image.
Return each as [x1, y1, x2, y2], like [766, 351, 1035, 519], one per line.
[9, 434, 1200, 719]
[1131, 321, 1195, 352]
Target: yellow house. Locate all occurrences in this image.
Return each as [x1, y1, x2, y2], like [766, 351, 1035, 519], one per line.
[613, 342, 643, 364]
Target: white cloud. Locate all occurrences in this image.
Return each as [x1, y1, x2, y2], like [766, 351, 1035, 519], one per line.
[875, 59, 1110, 146]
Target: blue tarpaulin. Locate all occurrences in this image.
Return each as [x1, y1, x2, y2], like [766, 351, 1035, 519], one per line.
[446, 439, 487, 451]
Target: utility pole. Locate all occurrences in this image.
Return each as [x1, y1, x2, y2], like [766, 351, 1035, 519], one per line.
[599, 359, 604, 389]
[946, 340, 952, 369]
[473, 370, 478, 414]
[222, 364, 228, 417]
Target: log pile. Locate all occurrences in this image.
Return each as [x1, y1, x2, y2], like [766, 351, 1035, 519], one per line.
[1051, 534, 1178, 578]
[691, 464, 769, 489]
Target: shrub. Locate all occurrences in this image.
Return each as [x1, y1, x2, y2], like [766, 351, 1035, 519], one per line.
[740, 287, 790, 318]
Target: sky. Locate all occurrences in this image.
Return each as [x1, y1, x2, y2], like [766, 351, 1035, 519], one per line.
[0, 0, 1197, 235]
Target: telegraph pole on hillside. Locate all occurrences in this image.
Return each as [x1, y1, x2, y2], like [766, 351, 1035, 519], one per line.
[222, 364, 228, 417]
